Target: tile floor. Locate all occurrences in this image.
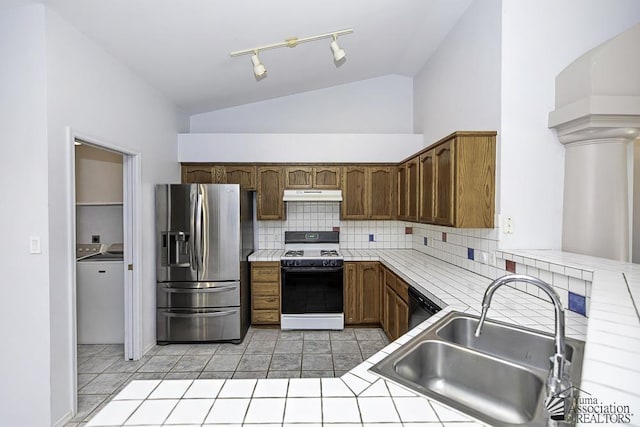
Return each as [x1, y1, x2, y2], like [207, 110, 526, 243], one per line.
[68, 327, 389, 426]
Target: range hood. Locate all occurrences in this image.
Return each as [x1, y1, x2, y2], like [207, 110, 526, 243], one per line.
[283, 189, 343, 202]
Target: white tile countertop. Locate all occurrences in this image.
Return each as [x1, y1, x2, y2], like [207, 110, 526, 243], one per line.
[87, 249, 640, 426]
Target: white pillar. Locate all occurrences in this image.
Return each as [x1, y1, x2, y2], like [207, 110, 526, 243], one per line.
[562, 138, 630, 261]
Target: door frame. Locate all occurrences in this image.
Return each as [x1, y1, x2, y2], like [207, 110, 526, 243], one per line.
[66, 127, 143, 414]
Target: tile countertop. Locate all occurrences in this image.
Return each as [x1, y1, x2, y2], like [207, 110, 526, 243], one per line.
[86, 249, 639, 426]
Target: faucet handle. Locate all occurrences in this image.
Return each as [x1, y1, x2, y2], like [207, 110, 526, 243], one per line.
[547, 354, 572, 397]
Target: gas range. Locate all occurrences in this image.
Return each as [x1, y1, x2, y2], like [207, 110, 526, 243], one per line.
[281, 231, 343, 267]
[280, 231, 344, 330]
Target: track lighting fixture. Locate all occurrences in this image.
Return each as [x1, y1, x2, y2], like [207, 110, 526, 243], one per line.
[230, 28, 353, 80]
[251, 51, 266, 79]
[330, 35, 346, 63]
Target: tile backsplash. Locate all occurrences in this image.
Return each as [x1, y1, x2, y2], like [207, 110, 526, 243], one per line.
[257, 202, 412, 249]
[257, 203, 591, 317]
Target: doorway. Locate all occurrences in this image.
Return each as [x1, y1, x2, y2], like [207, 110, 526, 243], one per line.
[68, 128, 142, 418]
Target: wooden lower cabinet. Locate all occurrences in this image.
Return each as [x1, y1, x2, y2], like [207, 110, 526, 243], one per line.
[343, 262, 381, 325]
[381, 266, 409, 341]
[250, 262, 280, 325]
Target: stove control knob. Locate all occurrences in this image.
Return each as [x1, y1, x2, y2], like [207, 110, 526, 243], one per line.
[295, 260, 302, 266]
[323, 260, 329, 267]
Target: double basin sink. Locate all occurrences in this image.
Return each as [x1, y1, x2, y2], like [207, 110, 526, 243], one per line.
[371, 311, 585, 426]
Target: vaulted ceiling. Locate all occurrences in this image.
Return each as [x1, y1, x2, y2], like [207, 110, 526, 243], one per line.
[43, 0, 472, 114]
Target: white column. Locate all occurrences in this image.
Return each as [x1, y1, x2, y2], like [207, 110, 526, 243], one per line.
[562, 138, 630, 261]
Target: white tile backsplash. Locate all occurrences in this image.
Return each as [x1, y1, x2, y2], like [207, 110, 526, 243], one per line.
[257, 202, 411, 249]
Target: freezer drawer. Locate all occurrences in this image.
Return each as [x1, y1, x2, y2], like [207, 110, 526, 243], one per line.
[157, 281, 240, 308]
[157, 308, 240, 342]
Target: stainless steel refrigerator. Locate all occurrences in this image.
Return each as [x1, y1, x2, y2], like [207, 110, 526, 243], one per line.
[155, 184, 253, 343]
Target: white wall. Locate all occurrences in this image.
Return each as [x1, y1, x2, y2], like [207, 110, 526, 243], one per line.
[499, 0, 640, 249]
[0, 4, 51, 427]
[45, 7, 186, 425]
[178, 133, 424, 163]
[190, 75, 414, 133]
[413, 0, 502, 144]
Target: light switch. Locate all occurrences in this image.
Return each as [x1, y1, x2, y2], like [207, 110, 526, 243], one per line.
[29, 236, 41, 254]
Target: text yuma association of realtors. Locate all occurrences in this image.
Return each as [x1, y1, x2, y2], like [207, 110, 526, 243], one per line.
[572, 396, 633, 424]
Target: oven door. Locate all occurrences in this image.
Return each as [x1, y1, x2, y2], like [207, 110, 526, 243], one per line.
[281, 266, 344, 314]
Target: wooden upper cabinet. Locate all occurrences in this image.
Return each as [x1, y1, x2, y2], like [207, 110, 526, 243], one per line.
[257, 166, 285, 220]
[421, 132, 495, 228]
[369, 166, 395, 219]
[285, 166, 341, 189]
[312, 166, 341, 189]
[182, 164, 220, 183]
[342, 166, 394, 220]
[342, 166, 368, 219]
[225, 165, 256, 190]
[397, 166, 407, 219]
[284, 166, 313, 189]
[419, 151, 435, 223]
[407, 158, 419, 221]
[433, 140, 455, 226]
[397, 158, 418, 221]
[453, 133, 496, 228]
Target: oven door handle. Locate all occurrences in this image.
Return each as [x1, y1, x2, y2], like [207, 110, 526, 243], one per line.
[281, 267, 344, 273]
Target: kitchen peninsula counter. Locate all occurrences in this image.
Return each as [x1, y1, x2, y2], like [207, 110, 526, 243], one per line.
[87, 249, 639, 426]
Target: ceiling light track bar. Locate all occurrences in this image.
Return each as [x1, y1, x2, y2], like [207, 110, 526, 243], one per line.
[230, 28, 353, 57]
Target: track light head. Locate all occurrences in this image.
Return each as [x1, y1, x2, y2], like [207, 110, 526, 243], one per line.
[330, 35, 346, 64]
[251, 51, 266, 79]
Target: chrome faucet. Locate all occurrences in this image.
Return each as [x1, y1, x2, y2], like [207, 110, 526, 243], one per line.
[474, 274, 572, 400]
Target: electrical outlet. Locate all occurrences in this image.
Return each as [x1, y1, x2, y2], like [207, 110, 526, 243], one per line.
[503, 216, 514, 234]
[92, 235, 100, 243]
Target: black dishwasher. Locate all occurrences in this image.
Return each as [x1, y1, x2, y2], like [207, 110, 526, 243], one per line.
[408, 287, 442, 329]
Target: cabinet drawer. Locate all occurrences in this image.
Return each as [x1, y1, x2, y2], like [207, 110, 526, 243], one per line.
[252, 282, 279, 296]
[251, 267, 279, 282]
[253, 295, 279, 310]
[252, 310, 280, 324]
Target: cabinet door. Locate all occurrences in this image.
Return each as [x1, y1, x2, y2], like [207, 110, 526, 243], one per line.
[358, 262, 380, 323]
[383, 285, 397, 341]
[343, 263, 358, 325]
[285, 167, 313, 189]
[182, 165, 215, 183]
[397, 165, 407, 219]
[225, 165, 256, 190]
[257, 167, 285, 220]
[396, 296, 409, 338]
[369, 166, 394, 219]
[433, 140, 455, 226]
[313, 166, 341, 189]
[407, 157, 419, 221]
[342, 166, 368, 219]
[419, 151, 435, 223]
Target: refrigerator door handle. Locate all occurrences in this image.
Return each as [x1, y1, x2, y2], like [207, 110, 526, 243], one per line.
[195, 186, 204, 273]
[189, 187, 197, 271]
[159, 309, 237, 318]
[162, 285, 237, 294]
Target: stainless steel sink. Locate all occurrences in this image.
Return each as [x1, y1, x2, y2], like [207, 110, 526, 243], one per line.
[371, 311, 585, 426]
[436, 316, 576, 372]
